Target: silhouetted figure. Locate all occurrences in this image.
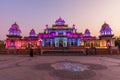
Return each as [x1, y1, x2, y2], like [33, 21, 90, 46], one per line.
[38, 46, 41, 55]
[30, 48, 33, 57]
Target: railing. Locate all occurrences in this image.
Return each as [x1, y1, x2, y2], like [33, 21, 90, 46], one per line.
[40, 46, 86, 55]
[0, 47, 119, 55]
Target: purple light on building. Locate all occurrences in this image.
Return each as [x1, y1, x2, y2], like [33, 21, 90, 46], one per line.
[55, 17, 65, 25]
[73, 33, 78, 38]
[8, 22, 21, 36]
[29, 29, 36, 37]
[84, 29, 91, 37]
[79, 33, 83, 38]
[100, 22, 112, 35]
[66, 32, 73, 38]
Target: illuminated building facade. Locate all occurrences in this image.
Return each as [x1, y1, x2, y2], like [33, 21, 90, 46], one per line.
[6, 18, 115, 49]
[38, 17, 84, 48]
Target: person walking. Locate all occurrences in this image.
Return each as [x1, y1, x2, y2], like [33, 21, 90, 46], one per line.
[28, 42, 34, 57]
[30, 47, 33, 57]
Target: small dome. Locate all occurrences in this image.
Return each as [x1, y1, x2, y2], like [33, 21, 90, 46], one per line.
[101, 22, 111, 30]
[11, 22, 19, 29]
[55, 17, 65, 25]
[84, 29, 91, 36]
[8, 22, 21, 36]
[29, 29, 36, 36]
[100, 22, 112, 35]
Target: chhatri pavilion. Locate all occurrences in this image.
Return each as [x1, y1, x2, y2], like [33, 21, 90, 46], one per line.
[6, 17, 115, 49]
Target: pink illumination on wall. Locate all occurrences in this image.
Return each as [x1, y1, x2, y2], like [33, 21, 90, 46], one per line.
[73, 34, 78, 38]
[6, 40, 10, 48]
[38, 33, 42, 39]
[37, 41, 40, 46]
[57, 26, 64, 29]
[15, 40, 21, 49]
[66, 32, 73, 38]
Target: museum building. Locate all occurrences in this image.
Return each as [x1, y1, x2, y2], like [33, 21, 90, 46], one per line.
[6, 17, 114, 49]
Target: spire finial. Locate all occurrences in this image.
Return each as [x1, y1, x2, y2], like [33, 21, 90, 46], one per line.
[14, 22, 17, 24]
[46, 24, 48, 29]
[104, 21, 106, 24]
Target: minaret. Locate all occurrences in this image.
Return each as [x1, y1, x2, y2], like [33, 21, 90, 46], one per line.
[45, 24, 48, 33]
[72, 24, 76, 33]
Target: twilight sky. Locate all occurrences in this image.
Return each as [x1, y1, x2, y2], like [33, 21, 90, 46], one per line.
[0, 0, 120, 40]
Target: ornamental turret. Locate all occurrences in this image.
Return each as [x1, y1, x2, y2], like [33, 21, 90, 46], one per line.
[84, 29, 91, 37]
[55, 17, 65, 25]
[99, 22, 114, 39]
[8, 22, 21, 36]
[29, 29, 36, 37]
[72, 24, 76, 33]
[83, 29, 96, 40]
[100, 22, 112, 36]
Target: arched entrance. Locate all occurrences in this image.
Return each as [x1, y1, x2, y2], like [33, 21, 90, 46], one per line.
[55, 37, 67, 47]
[59, 40, 63, 47]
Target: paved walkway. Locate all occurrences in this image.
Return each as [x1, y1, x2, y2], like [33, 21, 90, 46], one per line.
[0, 55, 120, 80]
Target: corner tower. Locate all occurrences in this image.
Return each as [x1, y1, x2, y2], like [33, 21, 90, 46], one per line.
[6, 22, 22, 49]
[99, 22, 114, 47]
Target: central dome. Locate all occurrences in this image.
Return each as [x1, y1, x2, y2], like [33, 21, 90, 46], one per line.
[55, 17, 65, 25]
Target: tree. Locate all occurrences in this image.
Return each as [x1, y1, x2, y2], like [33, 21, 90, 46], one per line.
[115, 39, 120, 49]
[0, 40, 5, 49]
